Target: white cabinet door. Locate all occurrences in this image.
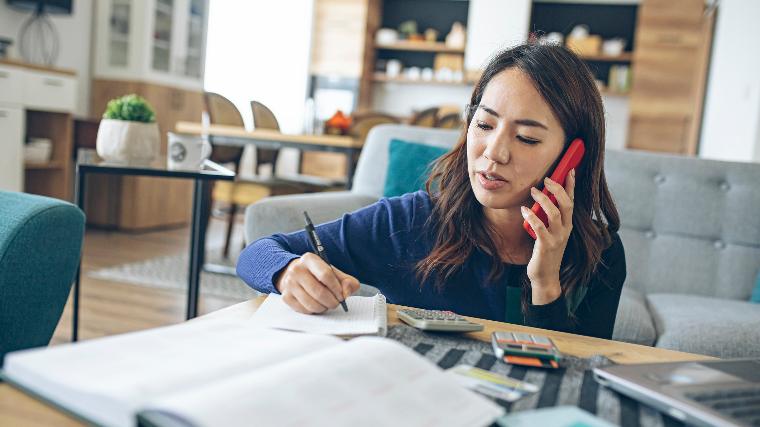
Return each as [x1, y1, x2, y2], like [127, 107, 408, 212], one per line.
[465, 0, 531, 72]
[24, 71, 77, 113]
[0, 66, 25, 105]
[0, 105, 24, 192]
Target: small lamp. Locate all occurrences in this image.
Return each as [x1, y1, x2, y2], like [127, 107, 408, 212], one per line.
[7, 0, 73, 65]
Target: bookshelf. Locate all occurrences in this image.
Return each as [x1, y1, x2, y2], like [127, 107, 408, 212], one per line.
[375, 41, 464, 54]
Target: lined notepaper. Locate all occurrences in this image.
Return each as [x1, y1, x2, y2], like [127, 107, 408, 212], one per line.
[251, 294, 387, 336]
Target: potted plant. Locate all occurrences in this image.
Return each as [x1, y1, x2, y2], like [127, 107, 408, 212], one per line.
[96, 94, 159, 162]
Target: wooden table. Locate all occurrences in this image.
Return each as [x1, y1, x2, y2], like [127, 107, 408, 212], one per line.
[174, 122, 362, 188]
[0, 297, 713, 426]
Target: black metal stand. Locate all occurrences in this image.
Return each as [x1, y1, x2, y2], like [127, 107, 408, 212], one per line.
[69, 151, 234, 341]
[186, 179, 209, 320]
[71, 166, 85, 342]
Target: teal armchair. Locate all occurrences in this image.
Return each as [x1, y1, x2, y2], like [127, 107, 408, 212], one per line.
[0, 191, 85, 366]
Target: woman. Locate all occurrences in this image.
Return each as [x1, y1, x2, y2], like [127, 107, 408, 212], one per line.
[237, 43, 626, 339]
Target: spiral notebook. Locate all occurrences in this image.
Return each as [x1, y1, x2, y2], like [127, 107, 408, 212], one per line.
[250, 293, 388, 337]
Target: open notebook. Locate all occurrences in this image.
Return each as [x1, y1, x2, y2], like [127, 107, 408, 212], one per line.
[2, 317, 503, 427]
[250, 293, 387, 336]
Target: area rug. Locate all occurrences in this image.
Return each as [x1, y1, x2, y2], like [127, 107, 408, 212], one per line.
[87, 253, 259, 301]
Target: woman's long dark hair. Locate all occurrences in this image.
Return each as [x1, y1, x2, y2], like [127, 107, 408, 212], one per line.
[417, 43, 620, 313]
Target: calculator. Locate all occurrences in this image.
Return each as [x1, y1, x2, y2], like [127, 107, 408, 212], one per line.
[396, 308, 484, 332]
[491, 331, 562, 369]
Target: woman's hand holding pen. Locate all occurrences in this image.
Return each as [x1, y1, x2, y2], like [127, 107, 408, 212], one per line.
[275, 253, 361, 314]
[520, 169, 576, 305]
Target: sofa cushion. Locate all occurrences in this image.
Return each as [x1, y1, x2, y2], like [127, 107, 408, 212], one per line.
[752, 269, 760, 303]
[605, 150, 760, 300]
[383, 138, 448, 197]
[612, 287, 657, 346]
[353, 125, 459, 198]
[647, 293, 760, 358]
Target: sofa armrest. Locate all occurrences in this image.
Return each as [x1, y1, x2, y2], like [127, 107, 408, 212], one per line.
[244, 191, 378, 244]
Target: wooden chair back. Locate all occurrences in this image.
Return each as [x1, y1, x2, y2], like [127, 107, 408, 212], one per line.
[410, 107, 439, 127]
[203, 92, 245, 165]
[250, 101, 281, 168]
[436, 112, 464, 129]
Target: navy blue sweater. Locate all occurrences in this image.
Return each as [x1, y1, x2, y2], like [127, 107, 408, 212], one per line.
[237, 191, 626, 339]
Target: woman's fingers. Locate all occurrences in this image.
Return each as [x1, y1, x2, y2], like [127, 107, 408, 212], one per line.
[543, 176, 574, 228]
[301, 252, 344, 303]
[332, 267, 361, 299]
[300, 269, 340, 309]
[530, 186, 562, 231]
[521, 205, 550, 241]
[291, 284, 329, 314]
[566, 169, 576, 202]
[282, 292, 308, 314]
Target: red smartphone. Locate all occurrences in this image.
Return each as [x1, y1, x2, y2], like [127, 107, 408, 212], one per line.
[523, 138, 585, 239]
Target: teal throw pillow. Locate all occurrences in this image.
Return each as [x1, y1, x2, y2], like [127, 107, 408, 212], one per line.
[383, 138, 448, 197]
[751, 270, 760, 303]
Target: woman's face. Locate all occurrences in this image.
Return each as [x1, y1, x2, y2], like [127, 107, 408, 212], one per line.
[467, 68, 566, 210]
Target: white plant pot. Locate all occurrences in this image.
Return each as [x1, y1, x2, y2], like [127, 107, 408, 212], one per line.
[96, 119, 160, 162]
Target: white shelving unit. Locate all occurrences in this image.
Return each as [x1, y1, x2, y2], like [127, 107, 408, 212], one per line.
[93, 0, 209, 90]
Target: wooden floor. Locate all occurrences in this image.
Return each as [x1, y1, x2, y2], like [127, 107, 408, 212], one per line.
[50, 216, 247, 345]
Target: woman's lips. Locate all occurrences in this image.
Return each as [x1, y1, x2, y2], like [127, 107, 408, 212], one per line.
[477, 171, 507, 190]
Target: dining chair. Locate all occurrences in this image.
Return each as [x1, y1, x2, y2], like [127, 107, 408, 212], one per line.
[409, 107, 439, 127]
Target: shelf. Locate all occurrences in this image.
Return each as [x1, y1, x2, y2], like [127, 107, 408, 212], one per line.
[578, 52, 634, 62]
[375, 41, 464, 54]
[373, 73, 472, 86]
[25, 161, 62, 170]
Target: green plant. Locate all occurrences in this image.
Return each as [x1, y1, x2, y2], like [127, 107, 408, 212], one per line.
[102, 94, 156, 123]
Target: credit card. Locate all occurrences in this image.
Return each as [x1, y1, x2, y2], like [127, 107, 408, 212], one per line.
[446, 364, 539, 402]
[504, 355, 560, 369]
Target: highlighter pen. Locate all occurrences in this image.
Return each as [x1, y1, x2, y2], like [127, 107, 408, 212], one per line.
[303, 211, 349, 312]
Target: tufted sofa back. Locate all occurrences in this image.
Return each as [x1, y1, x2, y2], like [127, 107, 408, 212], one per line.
[352, 124, 461, 197]
[604, 149, 760, 299]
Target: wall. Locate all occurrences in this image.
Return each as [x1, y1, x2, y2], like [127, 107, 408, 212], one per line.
[204, 0, 313, 134]
[604, 95, 629, 151]
[464, 0, 531, 71]
[0, 0, 93, 117]
[203, 0, 314, 176]
[699, 0, 760, 162]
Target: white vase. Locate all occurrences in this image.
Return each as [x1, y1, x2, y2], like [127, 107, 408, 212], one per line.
[96, 119, 160, 162]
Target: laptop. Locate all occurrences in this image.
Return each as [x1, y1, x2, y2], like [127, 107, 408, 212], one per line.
[594, 359, 760, 427]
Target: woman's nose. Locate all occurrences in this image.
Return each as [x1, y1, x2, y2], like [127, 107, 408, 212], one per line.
[482, 136, 510, 165]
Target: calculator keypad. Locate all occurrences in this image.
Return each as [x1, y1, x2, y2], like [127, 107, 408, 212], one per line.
[397, 309, 484, 332]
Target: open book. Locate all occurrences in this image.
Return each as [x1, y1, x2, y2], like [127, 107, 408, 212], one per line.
[250, 293, 387, 336]
[2, 317, 503, 427]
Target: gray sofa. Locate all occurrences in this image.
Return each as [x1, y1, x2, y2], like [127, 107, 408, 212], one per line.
[244, 124, 760, 358]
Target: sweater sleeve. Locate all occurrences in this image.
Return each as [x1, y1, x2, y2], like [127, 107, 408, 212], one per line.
[236, 191, 429, 295]
[524, 231, 627, 340]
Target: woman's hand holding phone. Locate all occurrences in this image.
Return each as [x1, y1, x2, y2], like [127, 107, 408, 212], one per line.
[275, 252, 360, 314]
[520, 169, 576, 305]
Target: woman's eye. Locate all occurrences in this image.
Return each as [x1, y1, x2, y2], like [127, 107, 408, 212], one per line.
[517, 135, 540, 145]
[475, 121, 492, 131]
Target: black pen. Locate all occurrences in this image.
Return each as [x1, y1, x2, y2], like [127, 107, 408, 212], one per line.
[303, 211, 349, 312]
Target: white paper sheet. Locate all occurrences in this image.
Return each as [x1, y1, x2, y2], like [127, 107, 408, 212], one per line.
[250, 294, 387, 336]
[145, 337, 504, 427]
